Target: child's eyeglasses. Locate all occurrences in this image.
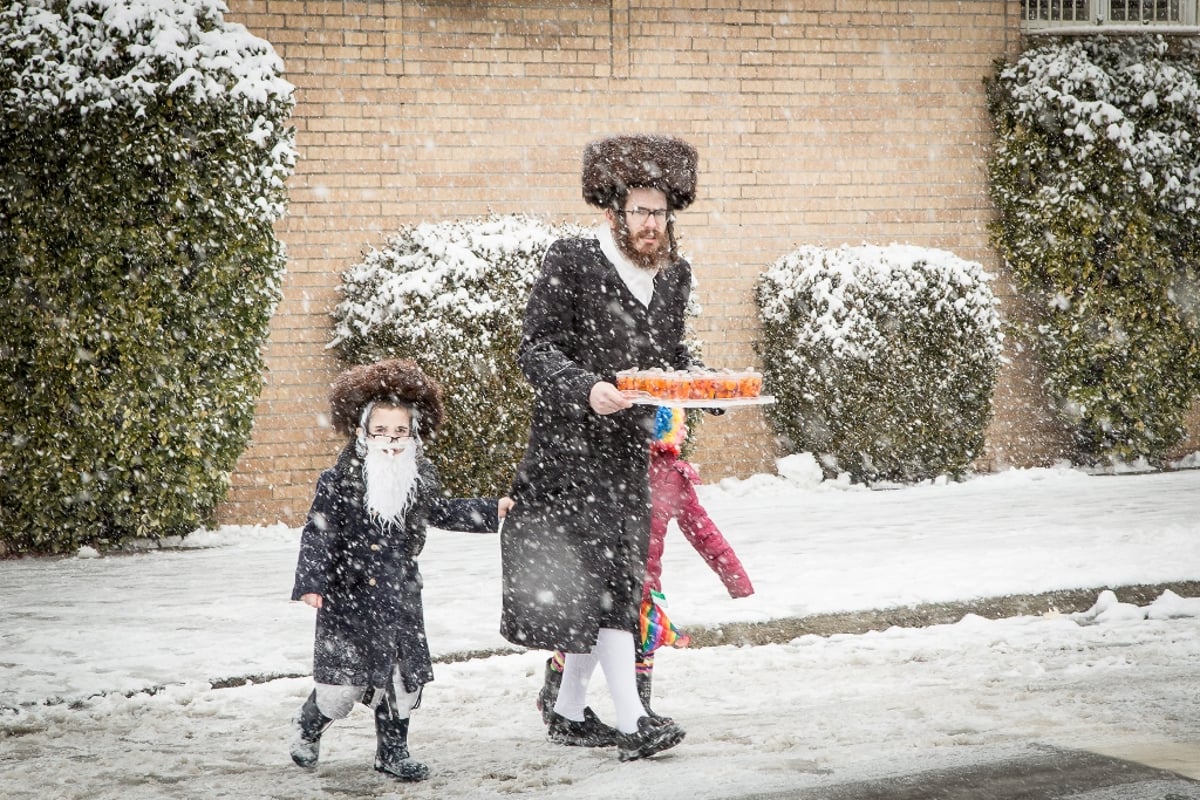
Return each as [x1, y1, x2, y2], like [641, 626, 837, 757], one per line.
[368, 430, 411, 444]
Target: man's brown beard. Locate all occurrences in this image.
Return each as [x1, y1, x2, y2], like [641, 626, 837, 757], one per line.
[614, 217, 671, 272]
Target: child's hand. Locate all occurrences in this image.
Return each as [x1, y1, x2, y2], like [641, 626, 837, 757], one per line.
[300, 592, 323, 609]
[727, 577, 754, 599]
[498, 497, 516, 518]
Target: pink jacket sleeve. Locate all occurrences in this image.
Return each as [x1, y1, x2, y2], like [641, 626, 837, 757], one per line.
[645, 457, 676, 599]
[671, 460, 755, 599]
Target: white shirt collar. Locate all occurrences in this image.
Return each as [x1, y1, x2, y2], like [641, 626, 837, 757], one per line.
[598, 224, 654, 308]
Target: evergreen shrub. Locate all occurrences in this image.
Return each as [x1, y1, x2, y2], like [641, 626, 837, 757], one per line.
[987, 36, 1200, 466]
[330, 215, 591, 497]
[331, 214, 706, 496]
[755, 244, 1003, 483]
[0, 0, 295, 554]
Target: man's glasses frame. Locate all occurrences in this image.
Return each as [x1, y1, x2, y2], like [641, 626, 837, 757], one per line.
[621, 206, 672, 224]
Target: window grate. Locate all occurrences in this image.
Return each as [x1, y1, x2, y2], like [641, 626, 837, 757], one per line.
[1023, 0, 1089, 21]
[1108, 0, 1181, 21]
[1021, 0, 1195, 23]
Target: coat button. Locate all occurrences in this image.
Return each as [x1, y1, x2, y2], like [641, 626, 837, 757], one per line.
[368, 578, 377, 586]
[370, 544, 380, 551]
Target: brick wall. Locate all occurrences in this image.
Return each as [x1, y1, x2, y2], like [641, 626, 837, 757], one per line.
[218, 0, 1055, 527]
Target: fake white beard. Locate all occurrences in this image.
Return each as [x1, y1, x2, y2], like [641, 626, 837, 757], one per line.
[361, 437, 421, 526]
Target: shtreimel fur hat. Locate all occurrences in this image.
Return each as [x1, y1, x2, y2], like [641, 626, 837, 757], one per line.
[328, 358, 445, 438]
[581, 134, 698, 211]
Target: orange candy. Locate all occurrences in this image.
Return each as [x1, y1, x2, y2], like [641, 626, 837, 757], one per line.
[643, 373, 668, 398]
[664, 372, 690, 400]
[616, 368, 763, 400]
[737, 372, 763, 398]
[714, 375, 739, 399]
[688, 374, 716, 399]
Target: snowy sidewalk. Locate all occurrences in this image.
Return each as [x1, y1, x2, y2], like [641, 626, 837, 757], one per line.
[2, 462, 1199, 799]
[2, 461, 1198, 710]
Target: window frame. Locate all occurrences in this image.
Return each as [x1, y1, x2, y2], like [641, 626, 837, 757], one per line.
[1021, 0, 1199, 32]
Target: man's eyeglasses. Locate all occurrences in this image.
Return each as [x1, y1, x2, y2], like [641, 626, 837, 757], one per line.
[621, 207, 671, 224]
[368, 429, 411, 444]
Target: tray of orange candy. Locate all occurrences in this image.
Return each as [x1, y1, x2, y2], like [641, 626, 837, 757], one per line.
[615, 368, 775, 408]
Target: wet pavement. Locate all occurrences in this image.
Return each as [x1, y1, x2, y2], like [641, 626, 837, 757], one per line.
[745, 744, 1200, 800]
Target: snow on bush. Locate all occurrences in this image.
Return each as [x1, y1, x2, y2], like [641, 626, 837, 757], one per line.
[330, 215, 593, 497]
[987, 35, 1200, 467]
[0, 0, 295, 554]
[755, 244, 1003, 484]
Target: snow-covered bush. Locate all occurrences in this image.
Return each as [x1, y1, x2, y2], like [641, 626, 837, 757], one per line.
[987, 36, 1200, 466]
[0, 0, 295, 553]
[755, 244, 1003, 483]
[330, 215, 593, 497]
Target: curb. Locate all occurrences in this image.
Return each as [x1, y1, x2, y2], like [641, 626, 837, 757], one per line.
[23, 581, 1198, 708]
[418, 580, 1200, 665]
[683, 580, 1200, 647]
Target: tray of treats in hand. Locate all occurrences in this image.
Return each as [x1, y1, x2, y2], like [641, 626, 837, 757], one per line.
[616, 368, 775, 408]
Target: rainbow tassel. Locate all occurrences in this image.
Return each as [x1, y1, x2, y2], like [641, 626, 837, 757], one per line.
[640, 590, 690, 655]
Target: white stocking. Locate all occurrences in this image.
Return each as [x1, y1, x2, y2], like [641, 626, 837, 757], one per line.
[554, 650, 598, 722]
[386, 664, 422, 720]
[594, 627, 647, 734]
[314, 683, 362, 720]
[314, 663, 421, 720]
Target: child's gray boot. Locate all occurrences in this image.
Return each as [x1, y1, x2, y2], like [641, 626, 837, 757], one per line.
[290, 690, 333, 768]
[373, 694, 429, 782]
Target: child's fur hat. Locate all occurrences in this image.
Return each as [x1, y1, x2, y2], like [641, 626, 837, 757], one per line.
[328, 359, 445, 438]
[581, 135, 698, 211]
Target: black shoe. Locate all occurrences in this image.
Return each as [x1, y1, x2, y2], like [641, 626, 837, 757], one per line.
[290, 690, 333, 768]
[547, 706, 620, 747]
[636, 669, 674, 724]
[617, 716, 685, 762]
[535, 657, 562, 725]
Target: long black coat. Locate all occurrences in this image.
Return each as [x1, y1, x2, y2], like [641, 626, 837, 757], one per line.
[292, 442, 498, 691]
[500, 236, 696, 652]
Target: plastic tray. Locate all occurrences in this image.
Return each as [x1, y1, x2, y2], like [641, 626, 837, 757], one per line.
[621, 392, 776, 409]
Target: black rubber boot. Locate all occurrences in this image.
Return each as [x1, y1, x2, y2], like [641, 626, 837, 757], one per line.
[617, 716, 686, 762]
[535, 656, 562, 725]
[290, 690, 333, 768]
[636, 668, 674, 723]
[373, 689, 429, 782]
[547, 706, 621, 747]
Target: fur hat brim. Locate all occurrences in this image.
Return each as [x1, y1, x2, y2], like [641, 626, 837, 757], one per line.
[329, 358, 445, 438]
[581, 135, 698, 210]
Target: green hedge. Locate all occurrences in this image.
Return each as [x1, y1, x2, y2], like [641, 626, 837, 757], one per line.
[330, 214, 704, 496]
[331, 216, 589, 496]
[987, 36, 1200, 466]
[755, 244, 1003, 484]
[0, 0, 295, 554]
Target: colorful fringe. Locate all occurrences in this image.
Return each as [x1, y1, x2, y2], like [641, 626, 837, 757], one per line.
[639, 590, 690, 656]
[654, 406, 685, 443]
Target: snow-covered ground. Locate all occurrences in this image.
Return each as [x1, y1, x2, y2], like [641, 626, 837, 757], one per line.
[2, 458, 1199, 799]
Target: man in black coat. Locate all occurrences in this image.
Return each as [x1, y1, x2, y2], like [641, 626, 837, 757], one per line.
[289, 359, 509, 781]
[500, 134, 702, 761]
